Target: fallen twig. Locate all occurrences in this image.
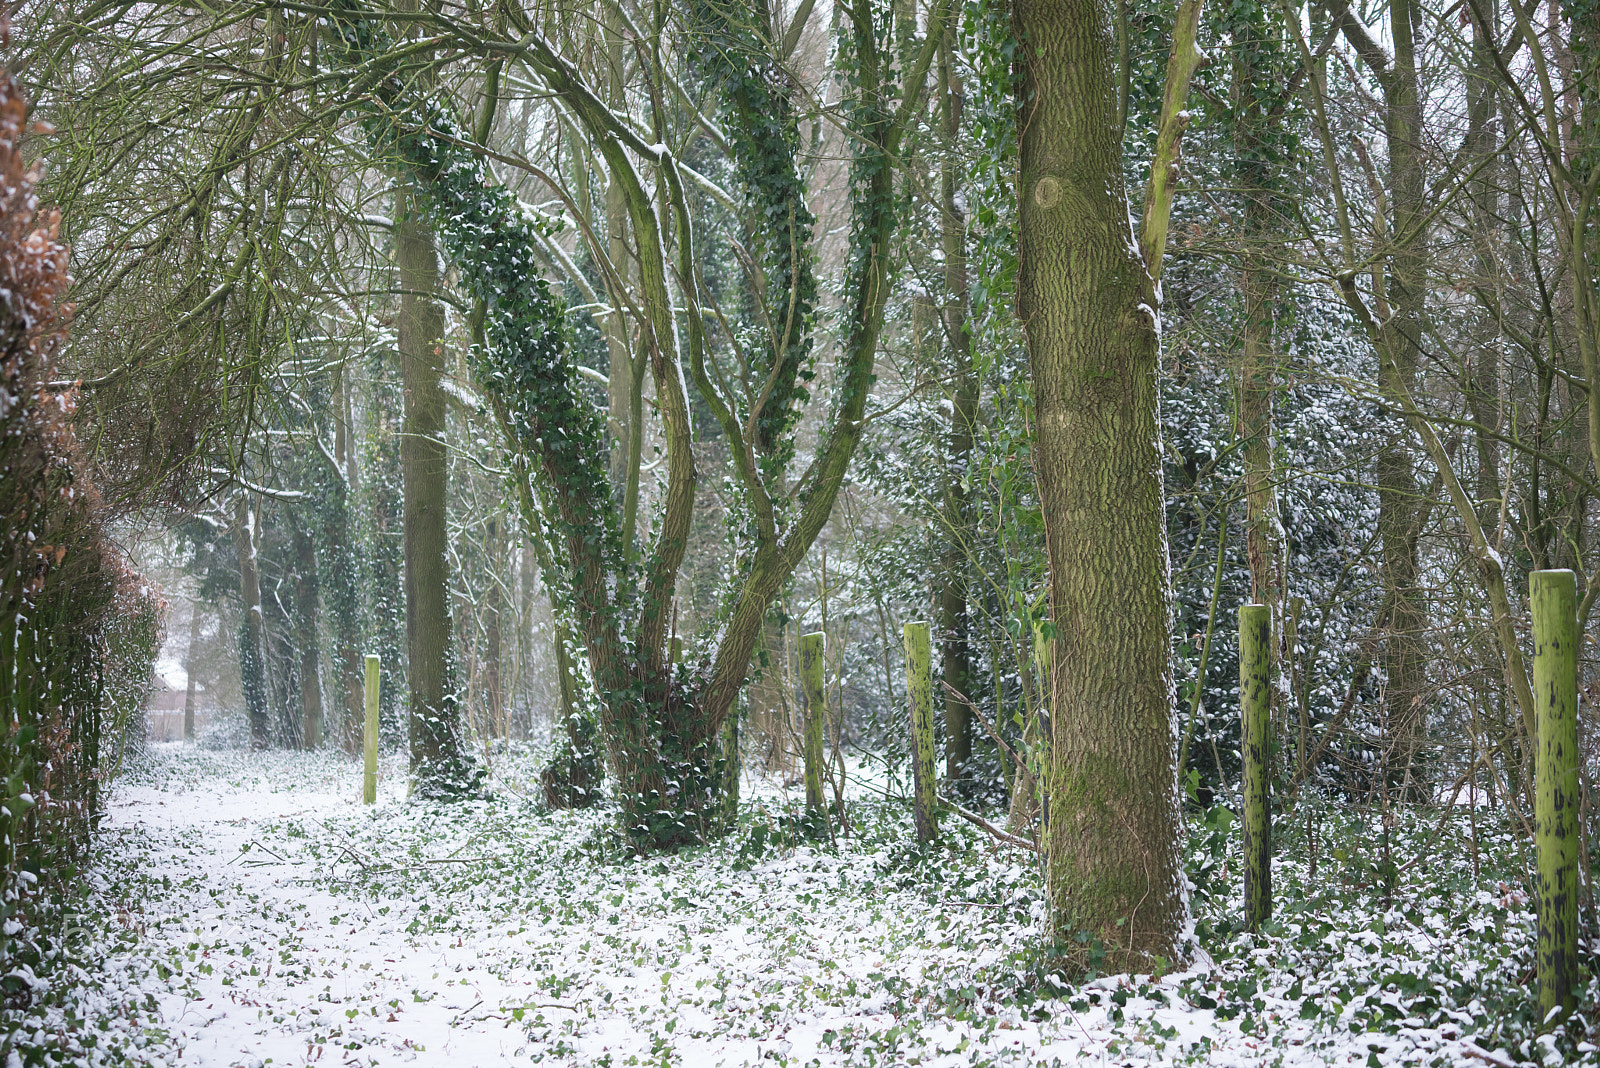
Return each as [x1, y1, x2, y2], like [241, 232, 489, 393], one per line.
[936, 791, 1040, 853]
[229, 840, 287, 865]
[942, 680, 1028, 782]
[1459, 1043, 1519, 1068]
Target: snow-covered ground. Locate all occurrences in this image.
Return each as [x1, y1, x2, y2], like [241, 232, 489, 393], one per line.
[5, 744, 1593, 1066]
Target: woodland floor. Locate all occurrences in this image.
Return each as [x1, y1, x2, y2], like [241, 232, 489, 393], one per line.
[4, 741, 1597, 1067]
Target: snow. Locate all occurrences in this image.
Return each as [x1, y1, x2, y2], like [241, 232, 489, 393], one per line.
[6, 745, 1587, 1066]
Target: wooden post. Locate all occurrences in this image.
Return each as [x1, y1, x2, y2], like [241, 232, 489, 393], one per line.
[1531, 569, 1578, 1023]
[904, 621, 938, 842]
[1240, 603, 1272, 930]
[799, 631, 827, 814]
[363, 655, 380, 805]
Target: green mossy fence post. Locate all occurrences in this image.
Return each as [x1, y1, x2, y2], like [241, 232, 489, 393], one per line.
[1531, 569, 1578, 1023]
[363, 655, 380, 806]
[904, 621, 938, 842]
[1240, 603, 1272, 931]
[799, 631, 827, 815]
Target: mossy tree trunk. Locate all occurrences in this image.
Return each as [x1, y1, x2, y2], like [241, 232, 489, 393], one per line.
[599, 4, 640, 535]
[747, 614, 792, 772]
[1382, 0, 1430, 792]
[1013, 0, 1199, 970]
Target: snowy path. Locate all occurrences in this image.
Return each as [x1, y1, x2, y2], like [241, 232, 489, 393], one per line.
[53, 744, 1562, 1067]
[101, 749, 528, 1065]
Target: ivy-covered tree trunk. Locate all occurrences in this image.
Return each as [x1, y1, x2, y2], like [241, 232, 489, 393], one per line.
[1014, 0, 1185, 970]
[327, 0, 939, 845]
[397, 188, 470, 792]
[938, 15, 976, 784]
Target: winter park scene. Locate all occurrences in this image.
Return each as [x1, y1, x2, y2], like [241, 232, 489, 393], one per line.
[3, 0, 1600, 1064]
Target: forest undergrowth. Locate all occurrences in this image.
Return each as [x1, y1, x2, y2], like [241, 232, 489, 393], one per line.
[2, 744, 1595, 1067]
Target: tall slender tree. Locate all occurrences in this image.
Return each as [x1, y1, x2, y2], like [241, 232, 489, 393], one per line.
[1327, 0, 1431, 792]
[938, 7, 977, 783]
[1014, 0, 1202, 969]
[234, 493, 270, 748]
[396, 182, 472, 791]
[291, 524, 324, 748]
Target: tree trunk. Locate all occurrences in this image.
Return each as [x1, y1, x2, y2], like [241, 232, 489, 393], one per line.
[484, 514, 505, 738]
[1014, 0, 1184, 970]
[746, 613, 791, 771]
[292, 525, 323, 749]
[542, 620, 599, 808]
[799, 630, 827, 814]
[518, 542, 537, 739]
[182, 598, 201, 741]
[602, 7, 636, 531]
[397, 187, 470, 792]
[234, 493, 269, 749]
[938, 17, 976, 784]
[329, 371, 365, 755]
[1373, 0, 1430, 798]
[329, 0, 926, 844]
[1231, 4, 1285, 781]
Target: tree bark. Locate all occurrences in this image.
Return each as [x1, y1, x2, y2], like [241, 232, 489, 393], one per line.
[799, 630, 827, 815]
[182, 598, 201, 741]
[746, 613, 791, 771]
[1014, 0, 1185, 969]
[1339, 0, 1430, 797]
[938, 15, 976, 784]
[601, 6, 637, 532]
[397, 187, 469, 790]
[1231, 3, 1286, 781]
[484, 514, 505, 738]
[1462, 0, 1503, 538]
[518, 542, 537, 739]
[234, 493, 269, 749]
[329, 371, 365, 755]
[292, 524, 323, 749]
